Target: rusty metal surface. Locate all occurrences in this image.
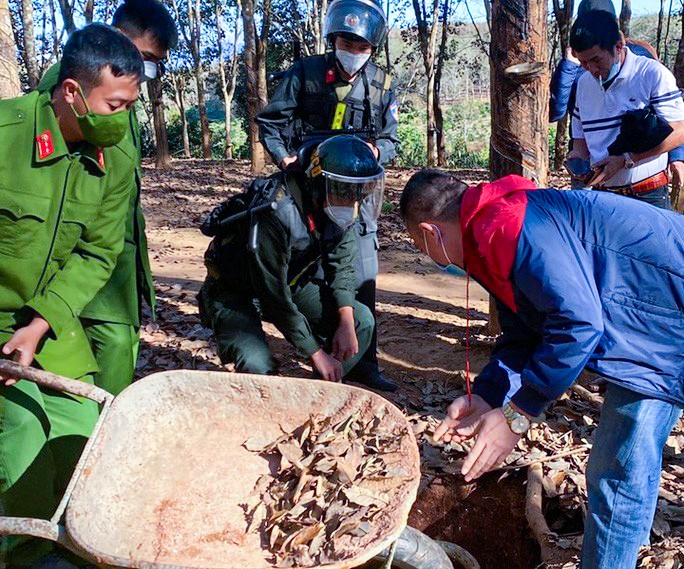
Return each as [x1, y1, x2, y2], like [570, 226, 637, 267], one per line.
[64, 371, 421, 569]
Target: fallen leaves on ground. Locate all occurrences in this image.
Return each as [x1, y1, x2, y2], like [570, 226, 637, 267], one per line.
[242, 411, 411, 567]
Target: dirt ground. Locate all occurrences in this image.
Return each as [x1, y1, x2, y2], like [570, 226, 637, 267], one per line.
[137, 159, 684, 569]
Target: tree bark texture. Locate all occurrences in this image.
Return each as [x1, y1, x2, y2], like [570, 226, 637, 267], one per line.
[171, 72, 191, 158]
[674, 5, 684, 86]
[488, 0, 549, 335]
[242, 0, 266, 172]
[0, 0, 20, 98]
[619, 0, 631, 37]
[57, 0, 75, 34]
[148, 77, 172, 169]
[19, 0, 38, 88]
[434, 0, 450, 166]
[489, 0, 549, 187]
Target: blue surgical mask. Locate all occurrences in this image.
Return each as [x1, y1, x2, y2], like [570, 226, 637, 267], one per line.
[598, 60, 621, 86]
[423, 225, 467, 277]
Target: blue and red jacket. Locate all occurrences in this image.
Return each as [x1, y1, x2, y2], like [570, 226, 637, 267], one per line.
[463, 175, 684, 416]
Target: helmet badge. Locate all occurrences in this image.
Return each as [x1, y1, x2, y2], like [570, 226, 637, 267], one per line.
[344, 13, 360, 28]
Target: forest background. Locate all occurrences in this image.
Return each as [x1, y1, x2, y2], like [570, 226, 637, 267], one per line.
[3, 0, 683, 174]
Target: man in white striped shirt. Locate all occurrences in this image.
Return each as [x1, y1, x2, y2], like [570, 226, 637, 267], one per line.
[568, 10, 684, 209]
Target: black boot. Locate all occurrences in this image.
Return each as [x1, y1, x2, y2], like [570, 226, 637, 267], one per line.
[345, 361, 398, 392]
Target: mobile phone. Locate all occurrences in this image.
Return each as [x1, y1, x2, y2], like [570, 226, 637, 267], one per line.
[564, 157, 593, 178]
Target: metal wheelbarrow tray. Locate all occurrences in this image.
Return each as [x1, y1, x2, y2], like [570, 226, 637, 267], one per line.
[0, 363, 421, 569]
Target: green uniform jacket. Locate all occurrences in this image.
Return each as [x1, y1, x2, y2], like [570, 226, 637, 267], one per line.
[0, 91, 134, 377]
[209, 173, 357, 356]
[39, 65, 155, 326]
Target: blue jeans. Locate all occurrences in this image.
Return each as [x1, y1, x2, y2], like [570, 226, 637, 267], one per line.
[632, 184, 671, 210]
[581, 383, 682, 569]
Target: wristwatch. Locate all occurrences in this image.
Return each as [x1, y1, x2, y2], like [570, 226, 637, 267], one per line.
[501, 402, 531, 435]
[623, 152, 635, 169]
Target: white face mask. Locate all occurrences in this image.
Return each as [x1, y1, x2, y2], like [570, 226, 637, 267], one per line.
[143, 60, 158, 82]
[336, 49, 371, 76]
[324, 205, 357, 230]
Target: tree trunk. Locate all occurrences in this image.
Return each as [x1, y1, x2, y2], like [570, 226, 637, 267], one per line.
[662, 0, 674, 66]
[674, 2, 684, 86]
[434, 0, 449, 167]
[489, 0, 549, 185]
[242, 0, 266, 173]
[148, 77, 172, 169]
[619, 0, 631, 37]
[0, 0, 19, 98]
[195, 65, 212, 158]
[656, 0, 665, 56]
[554, 114, 568, 171]
[488, 0, 549, 333]
[172, 73, 191, 158]
[57, 0, 75, 34]
[20, 0, 38, 89]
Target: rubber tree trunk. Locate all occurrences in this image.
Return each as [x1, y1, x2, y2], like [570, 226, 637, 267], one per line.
[488, 0, 549, 334]
[173, 75, 191, 158]
[20, 0, 38, 89]
[619, 0, 631, 37]
[195, 65, 212, 158]
[675, 8, 684, 86]
[0, 0, 19, 99]
[242, 0, 266, 173]
[148, 77, 172, 169]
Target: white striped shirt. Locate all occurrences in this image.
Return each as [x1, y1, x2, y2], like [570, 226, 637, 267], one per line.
[572, 46, 684, 187]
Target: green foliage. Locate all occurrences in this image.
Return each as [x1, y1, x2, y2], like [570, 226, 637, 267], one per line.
[443, 100, 490, 169]
[164, 106, 249, 159]
[396, 106, 427, 167]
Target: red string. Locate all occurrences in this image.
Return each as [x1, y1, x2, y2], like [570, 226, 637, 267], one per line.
[465, 274, 472, 406]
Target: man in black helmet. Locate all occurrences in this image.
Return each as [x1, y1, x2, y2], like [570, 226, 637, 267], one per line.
[198, 136, 377, 382]
[256, 0, 400, 392]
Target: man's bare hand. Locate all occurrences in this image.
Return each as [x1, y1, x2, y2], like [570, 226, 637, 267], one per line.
[311, 349, 343, 382]
[332, 307, 358, 362]
[1, 316, 50, 386]
[279, 155, 299, 170]
[590, 154, 626, 187]
[434, 394, 521, 482]
[669, 160, 684, 188]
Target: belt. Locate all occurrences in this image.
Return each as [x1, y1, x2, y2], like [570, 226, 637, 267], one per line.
[602, 171, 669, 196]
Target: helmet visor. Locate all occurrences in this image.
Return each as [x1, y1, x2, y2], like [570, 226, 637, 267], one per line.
[323, 167, 385, 221]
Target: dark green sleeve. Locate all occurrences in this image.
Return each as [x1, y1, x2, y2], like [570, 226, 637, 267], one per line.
[321, 226, 357, 309]
[249, 213, 321, 357]
[256, 62, 304, 166]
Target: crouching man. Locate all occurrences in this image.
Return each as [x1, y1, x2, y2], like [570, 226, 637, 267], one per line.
[198, 136, 378, 383]
[399, 169, 684, 568]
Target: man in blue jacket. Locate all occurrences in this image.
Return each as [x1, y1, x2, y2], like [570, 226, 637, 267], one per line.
[400, 170, 684, 569]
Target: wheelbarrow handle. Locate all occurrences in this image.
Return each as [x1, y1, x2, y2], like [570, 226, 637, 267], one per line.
[0, 360, 113, 404]
[0, 360, 114, 551]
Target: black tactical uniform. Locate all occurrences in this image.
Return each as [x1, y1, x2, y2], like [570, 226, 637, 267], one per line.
[256, 48, 399, 390]
[198, 171, 374, 376]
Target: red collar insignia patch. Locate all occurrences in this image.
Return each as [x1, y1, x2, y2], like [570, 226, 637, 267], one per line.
[325, 68, 336, 84]
[97, 148, 106, 170]
[36, 130, 54, 159]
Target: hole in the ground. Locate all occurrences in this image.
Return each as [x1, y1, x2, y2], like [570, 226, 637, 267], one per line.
[408, 471, 542, 569]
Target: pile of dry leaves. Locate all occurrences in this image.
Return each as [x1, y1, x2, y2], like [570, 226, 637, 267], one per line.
[242, 411, 411, 567]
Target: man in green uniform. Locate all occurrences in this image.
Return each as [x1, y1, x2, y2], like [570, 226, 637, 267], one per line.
[198, 136, 379, 381]
[256, 0, 399, 391]
[38, 0, 178, 396]
[0, 24, 143, 565]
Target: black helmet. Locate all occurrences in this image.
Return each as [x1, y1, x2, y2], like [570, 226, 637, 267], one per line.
[324, 0, 388, 48]
[307, 135, 385, 229]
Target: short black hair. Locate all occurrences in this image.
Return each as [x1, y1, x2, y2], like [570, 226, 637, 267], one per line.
[570, 9, 621, 53]
[112, 0, 179, 52]
[58, 23, 143, 91]
[399, 169, 469, 230]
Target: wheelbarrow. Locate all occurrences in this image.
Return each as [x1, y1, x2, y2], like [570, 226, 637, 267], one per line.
[0, 362, 429, 569]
